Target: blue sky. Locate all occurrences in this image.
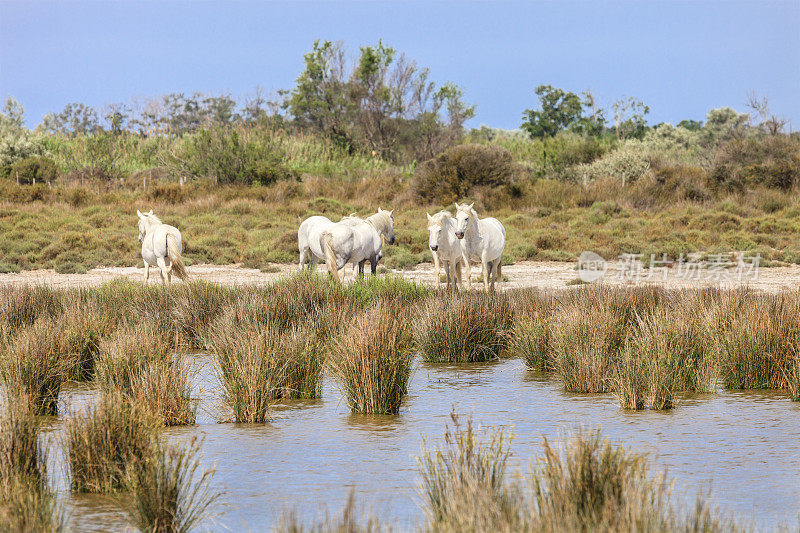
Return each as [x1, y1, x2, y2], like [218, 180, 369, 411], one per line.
[1, 0, 798, 130]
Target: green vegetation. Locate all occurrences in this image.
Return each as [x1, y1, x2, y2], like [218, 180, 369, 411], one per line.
[0, 40, 797, 274]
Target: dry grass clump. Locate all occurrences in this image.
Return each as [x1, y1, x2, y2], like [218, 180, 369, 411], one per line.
[0, 285, 63, 333]
[0, 396, 64, 532]
[276, 492, 380, 533]
[507, 290, 555, 371]
[551, 308, 625, 393]
[96, 325, 195, 426]
[122, 437, 220, 533]
[613, 310, 712, 410]
[62, 301, 115, 381]
[171, 281, 235, 350]
[330, 303, 414, 414]
[414, 292, 512, 363]
[530, 431, 669, 531]
[0, 319, 68, 415]
[281, 325, 326, 400]
[66, 393, 158, 494]
[206, 320, 286, 423]
[418, 413, 521, 531]
[718, 295, 800, 390]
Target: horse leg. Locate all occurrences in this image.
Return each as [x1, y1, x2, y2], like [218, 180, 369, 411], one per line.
[358, 260, 366, 278]
[482, 259, 490, 292]
[462, 258, 472, 290]
[143, 263, 150, 283]
[455, 260, 463, 292]
[370, 258, 377, 275]
[433, 251, 441, 287]
[157, 256, 168, 284]
[299, 248, 307, 270]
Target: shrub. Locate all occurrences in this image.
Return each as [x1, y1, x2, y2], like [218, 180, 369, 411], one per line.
[414, 144, 517, 204]
[66, 393, 158, 494]
[6, 156, 58, 185]
[414, 293, 512, 363]
[329, 302, 414, 414]
[122, 437, 220, 533]
[710, 135, 800, 191]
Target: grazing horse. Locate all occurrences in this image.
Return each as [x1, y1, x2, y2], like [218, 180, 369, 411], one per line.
[320, 208, 396, 282]
[137, 210, 187, 283]
[427, 211, 465, 291]
[453, 202, 506, 291]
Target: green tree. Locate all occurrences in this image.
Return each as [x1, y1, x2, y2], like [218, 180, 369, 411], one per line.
[612, 96, 650, 140]
[521, 85, 584, 139]
[677, 119, 703, 131]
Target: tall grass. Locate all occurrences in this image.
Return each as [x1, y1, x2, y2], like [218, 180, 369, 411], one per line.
[66, 393, 157, 493]
[206, 319, 286, 423]
[96, 324, 195, 425]
[171, 281, 234, 350]
[0, 396, 64, 532]
[417, 413, 521, 531]
[719, 296, 800, 390]
[0, 319, 68, 415]
[551, 308, 625, 393]
[0, 285, 63, 333]
[414, 292, 512, 363]
[62, 301, 114, 380]
[122, 437, 220, 533]
[329, 303, 414, 414]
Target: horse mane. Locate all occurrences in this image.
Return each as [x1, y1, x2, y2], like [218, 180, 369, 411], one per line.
[145, 213, 163, 225]
[427, 210, 451, 228]
[367, 210, 392, 231]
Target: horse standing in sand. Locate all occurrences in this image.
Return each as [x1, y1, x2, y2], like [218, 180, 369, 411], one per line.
[453, 202, 506, 291]
[320, 208, 396, 282]
[427, 211, 466, 291]
[137, 210, 187, 283]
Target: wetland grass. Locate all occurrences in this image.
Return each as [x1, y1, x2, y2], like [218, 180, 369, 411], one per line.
[97, 325, 195, 426]
[330, 302, 413, 414]
[65, 393, 157, 494]
[0, 319, 68, 415]
[414, 292, 512, 363]
[551, 308, 625, 393]
[0, 396, 64, 532]
[122, 437, 220, 533]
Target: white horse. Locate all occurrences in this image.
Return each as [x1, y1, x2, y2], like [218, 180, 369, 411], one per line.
[427, 211, 465, 291]
[137, 209, 187, 283]
[320, 208, 396, 282]
[453, 202, 506, 291]
[298, 213, 369, 280]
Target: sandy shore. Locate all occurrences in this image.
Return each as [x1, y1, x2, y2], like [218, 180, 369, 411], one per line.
[1, 261, 798, 292]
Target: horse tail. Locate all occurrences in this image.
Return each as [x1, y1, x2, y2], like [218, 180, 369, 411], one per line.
[321, 231, 340, 282]
[167, 234, 188, 281]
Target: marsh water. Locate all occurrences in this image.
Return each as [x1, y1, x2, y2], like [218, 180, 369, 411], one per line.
[48, 357, 800, 531]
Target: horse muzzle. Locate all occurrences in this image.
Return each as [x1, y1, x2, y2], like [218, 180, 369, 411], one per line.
[388, 237, 396, 245]
[430, 245, 438, 252]
[455, 232, 465, 239]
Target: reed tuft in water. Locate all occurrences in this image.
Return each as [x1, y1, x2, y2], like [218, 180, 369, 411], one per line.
[414, 292, 512, 363]
[121, 436, 220, 533]
[0, 319, 68, 415]
[66, 393, 158, 494]
[330, 302, 414, 414]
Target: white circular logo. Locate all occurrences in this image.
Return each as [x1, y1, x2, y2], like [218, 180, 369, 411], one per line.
[577, 251, 607, 283]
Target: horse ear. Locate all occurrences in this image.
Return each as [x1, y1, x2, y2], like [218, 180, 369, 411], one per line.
[378, 207, 383, 213]
[454, 202, 460, 209]
[426, 212, 432, 221]
[147, 209, 154, 215]
[136, 210, 143, 218]
[388, 209, 393, 216]
[468, 202, 474, 210]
